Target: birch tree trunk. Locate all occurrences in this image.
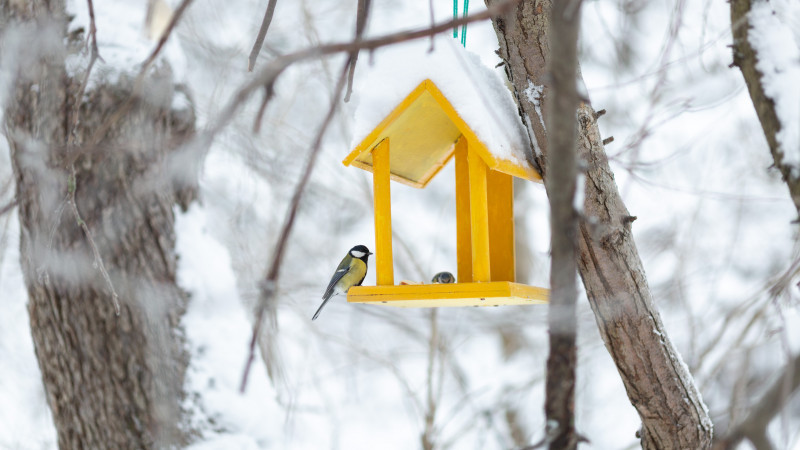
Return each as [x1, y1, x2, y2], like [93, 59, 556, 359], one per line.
[2, 1, 197, 447]
[486, 0, 713, 447]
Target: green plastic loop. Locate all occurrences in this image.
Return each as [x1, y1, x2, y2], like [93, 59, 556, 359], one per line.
[460, 0, 469, 46]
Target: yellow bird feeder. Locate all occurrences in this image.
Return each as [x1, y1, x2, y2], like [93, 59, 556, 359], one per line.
[343, 79, 549, 307]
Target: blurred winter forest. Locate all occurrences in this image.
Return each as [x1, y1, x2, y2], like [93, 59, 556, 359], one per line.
[1, 0, 799, 449]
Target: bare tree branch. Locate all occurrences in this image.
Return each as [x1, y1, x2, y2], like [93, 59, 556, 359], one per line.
[428, 0, 435, 51]
[69, 0, 102, 145]
[343, 0, 371, 102]
[422, 308, 440, 450]
[67, 165, 120, 315]
[139, 0, 194, 76]
[724, 2, 800, 446]
[247, 0, 279, 72]
[715, 353, 800, 450]
[252, 85, 273, 133]
[0, 198, 17, 218]
[207, 0, 519, 136]
[65, 0, 120, 315]
[66, 0, 520, 170]
[83, 0, 195, 150]
[57, 0, 194, 317]
[239, 57, 352, 393]
[730, 0, 800, 219]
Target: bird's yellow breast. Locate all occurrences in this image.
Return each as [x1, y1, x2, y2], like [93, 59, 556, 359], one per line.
[339, 258, 367, 290]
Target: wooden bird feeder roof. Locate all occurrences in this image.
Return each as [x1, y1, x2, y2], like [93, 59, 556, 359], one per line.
[343, 79, 541, 188]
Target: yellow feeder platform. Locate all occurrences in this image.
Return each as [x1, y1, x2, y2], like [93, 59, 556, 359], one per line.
[343, 79, 548, 307]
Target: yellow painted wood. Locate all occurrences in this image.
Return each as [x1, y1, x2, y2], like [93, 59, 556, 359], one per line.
[454, 136, 472, 283]
[343, 79, 542, 187]
[423, 81, 542, 183]
[488, 170, 515, 282]
[372, 139, 394, 286]
[345, 85, 461, 188]
[347, 282, 549, 307]
[495, 159, 540, 182]
[468, 140, 491, 282]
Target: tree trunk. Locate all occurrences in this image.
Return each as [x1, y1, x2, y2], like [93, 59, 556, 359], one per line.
[544, 0, 582, 448]
[486, 0, 713, 448]
[730, 0, 800, 219]
[2, 1, 197, 448]
[722, 1, 800, 446]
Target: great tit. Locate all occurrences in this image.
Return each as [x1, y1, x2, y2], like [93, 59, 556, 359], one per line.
[313, 245, 372, 321]
[431, 271, 455, 284]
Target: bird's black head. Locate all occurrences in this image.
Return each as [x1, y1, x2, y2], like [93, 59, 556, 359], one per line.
[431, 271, 455, 284]
[349, 245, 372, 262]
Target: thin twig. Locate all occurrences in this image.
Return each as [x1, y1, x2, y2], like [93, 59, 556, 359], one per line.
[59, 0, 193, 317]
[343, 0, 371, 103]
[82, 0, 195, 152]
[210, 0, 519, 141]
[719, 352, 800, 449]
[139, 0, 194, 79]
[318, 332, 426, 414]
[68, 165, 121, 315]
[428, 0, 435, 51]
[252, 86, 273, 133]
[239, 58, 352, 393]
[248, 0, 279, 72]
[0, 199, 17, 218]
[422, 308, 439, 450]
[68, 0, 520, 168]
[58, 1, 120, 316]
[69, 0, 103, 147]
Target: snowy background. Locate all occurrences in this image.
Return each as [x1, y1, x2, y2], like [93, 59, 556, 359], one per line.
[2, 0, 800, 448]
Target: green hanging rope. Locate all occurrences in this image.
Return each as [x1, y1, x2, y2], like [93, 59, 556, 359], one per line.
[460, 0, 469, 46]
[453, 0, 458, 38]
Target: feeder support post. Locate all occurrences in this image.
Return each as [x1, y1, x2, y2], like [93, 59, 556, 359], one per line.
[372, 138, 394, 285]
[488, 171, 515, 282]
[467, 139, 492, 282]
[455, 136, 473, 283]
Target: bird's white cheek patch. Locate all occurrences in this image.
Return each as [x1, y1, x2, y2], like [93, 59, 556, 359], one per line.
[351, 250, 365, 258]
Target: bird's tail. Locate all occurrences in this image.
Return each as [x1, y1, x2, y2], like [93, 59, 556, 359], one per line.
[312, 296, 332, 321]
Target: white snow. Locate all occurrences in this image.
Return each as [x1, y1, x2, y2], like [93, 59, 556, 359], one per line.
[66, 0, 187, 88]
[523, 81, 547, 159]
[523, 81, 547, 132]
[348, 34, 530, 167]
[176, 204, 285, 448]
[4, 0, 800, 448]
[574, 172, 586, 213]
[748, 0, 800, 171]
[0, 211, 58, 448]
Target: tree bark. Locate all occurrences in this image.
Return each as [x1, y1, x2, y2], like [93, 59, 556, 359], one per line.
[2, 1, 197, 448]
[486, 1, 713, 448]
[544, 0, 582, 448]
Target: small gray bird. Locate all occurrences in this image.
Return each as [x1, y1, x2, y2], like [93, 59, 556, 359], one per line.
[313, 245, 372, 321]
[431, 271, 455, 284]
